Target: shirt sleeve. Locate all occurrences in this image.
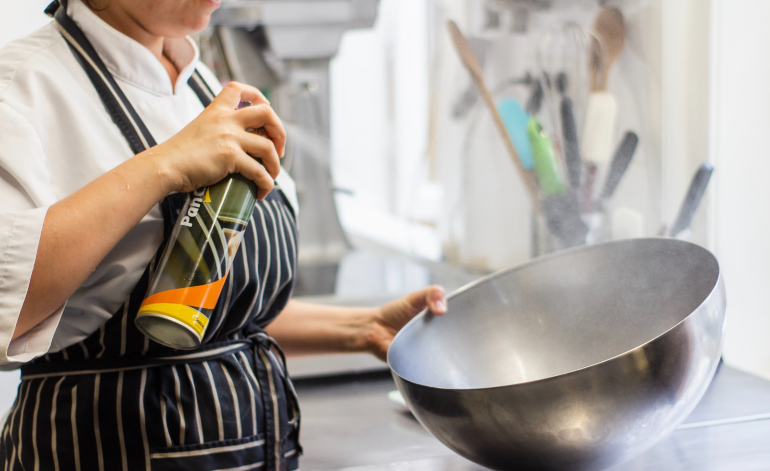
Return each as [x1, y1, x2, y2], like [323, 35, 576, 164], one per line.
[0, 103, 64, 367]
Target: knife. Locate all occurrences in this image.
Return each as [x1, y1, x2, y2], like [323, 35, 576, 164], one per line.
[561, 97, 582, 189]
[669, 163, 714, 238]
[599, 131, 639, 204]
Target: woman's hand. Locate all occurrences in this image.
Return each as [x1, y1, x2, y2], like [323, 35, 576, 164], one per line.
[263, 287, 447, 361]
[365, 285, 447, 361]
[142, 81, 287, 200]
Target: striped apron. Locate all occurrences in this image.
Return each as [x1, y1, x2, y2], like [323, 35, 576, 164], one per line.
[0, 2, 301, 470]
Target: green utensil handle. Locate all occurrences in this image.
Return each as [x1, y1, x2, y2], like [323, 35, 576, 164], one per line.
[527, 118, 566, 195]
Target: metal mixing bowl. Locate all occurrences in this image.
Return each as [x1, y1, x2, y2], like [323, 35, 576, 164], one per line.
[388, 238, 726, 471]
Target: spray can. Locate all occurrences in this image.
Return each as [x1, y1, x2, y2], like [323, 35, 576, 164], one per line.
[135, 129, 265, 349]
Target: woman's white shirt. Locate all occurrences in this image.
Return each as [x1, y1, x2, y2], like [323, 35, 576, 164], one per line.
[0, 0, 297, 368]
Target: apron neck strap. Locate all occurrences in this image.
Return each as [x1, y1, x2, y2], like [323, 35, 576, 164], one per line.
[44, 0, 62, 18]
[53, 2, 157, 153]
[189, 70, 216, 107]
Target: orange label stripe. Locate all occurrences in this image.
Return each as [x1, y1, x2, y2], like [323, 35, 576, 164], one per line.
[141, 273, 229, 310]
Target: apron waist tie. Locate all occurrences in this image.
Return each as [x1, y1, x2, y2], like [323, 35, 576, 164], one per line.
[248, 332, 302, 470]
[20, 332, 302, 468]
[20, 338, 251, 379]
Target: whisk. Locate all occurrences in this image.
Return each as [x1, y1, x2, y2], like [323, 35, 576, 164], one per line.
[536, 23, 599, 189]
[537, 22, 596, 135]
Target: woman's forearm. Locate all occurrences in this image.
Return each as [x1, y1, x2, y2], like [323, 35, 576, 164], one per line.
[264, 300, 378, 357]
[266, 286, 447, 361]
[14, 153, 168, 340]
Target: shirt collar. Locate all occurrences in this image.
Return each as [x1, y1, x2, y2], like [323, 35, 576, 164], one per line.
[67, 0, 199, 96]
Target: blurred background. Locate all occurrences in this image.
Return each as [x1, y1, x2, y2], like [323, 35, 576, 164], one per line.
[1, 0, 768, 406]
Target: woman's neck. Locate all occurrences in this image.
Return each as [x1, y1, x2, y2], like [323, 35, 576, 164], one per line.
[88, 3, 179, 85]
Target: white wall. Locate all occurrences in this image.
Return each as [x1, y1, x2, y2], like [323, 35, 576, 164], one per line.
[0, 0, 54, 414]
[329, 0, 438, 259]
[660, 0, 712, 248]
[0, 0, 52, 49]
[330, 0, 430, 217]
[712, 0, 770, 380]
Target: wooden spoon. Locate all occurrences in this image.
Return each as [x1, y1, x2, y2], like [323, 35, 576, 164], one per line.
[446, 20, 541, 208]
[592, 5, 626, 91]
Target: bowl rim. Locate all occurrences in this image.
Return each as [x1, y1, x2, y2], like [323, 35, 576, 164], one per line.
[387, 237, 724, 392]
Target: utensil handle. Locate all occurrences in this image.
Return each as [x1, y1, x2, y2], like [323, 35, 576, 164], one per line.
[582, 162, 598, 212]
[529, 118, 566, 196]
[669, 163, 714, 237]
[479, 84, 541, 202]
[600, 131, 639, 201]
[447, 20, 541, 209]
[561, 97, 582, 189]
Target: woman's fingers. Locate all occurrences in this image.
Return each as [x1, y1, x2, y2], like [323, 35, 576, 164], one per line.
[427, 285, 448, 314]
[232, 82, 270, 107]
[212, 82, 270, 111]
[235, 104, 287, 157]
[400, 285, 446, 315]
[210, 82, 286, 160]
[211, 82, 247, 110]
[232, 149, 275, 200]
[240, 132, 281, 180]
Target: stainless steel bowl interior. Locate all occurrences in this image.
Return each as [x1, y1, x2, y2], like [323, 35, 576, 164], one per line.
[389, 238, 720, 390]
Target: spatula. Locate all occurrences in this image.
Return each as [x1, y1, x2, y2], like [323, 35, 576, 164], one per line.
[582, 6, 625, 164]
[447, 20, 540, 207]
[498, 98, 535, 170]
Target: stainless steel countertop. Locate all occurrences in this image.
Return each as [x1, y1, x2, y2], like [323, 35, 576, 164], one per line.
[293, 364, 770, 470]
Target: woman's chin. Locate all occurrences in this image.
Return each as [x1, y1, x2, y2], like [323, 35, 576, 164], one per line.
[181, 13, 215, 36]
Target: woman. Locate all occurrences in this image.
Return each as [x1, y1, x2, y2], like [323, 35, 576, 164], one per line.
[0, 0, 447, 469]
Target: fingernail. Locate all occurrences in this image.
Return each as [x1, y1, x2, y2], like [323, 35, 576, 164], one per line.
[436, 301, 447, 312]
